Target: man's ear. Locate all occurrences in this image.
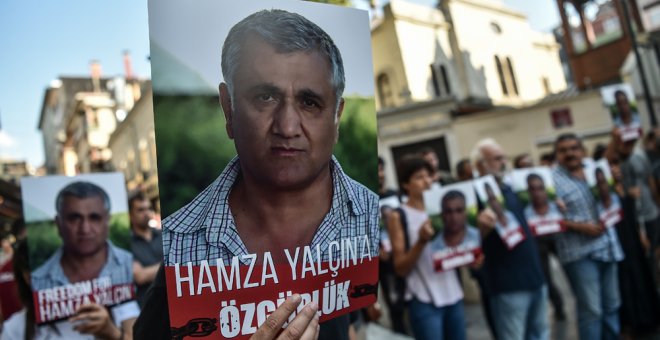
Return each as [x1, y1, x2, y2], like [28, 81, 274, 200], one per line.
[219, 83, 234, 139]
[334, 97, 345, 144]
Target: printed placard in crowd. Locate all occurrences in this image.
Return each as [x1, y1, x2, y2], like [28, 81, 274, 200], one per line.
[585, 159, 622, 229]
[148, 0, 380, 338]
[601, 83, 641, 141]
[511, 167, 566, 236]
[20, 173, 135, 324]
[423, 182, 481, 272]
[474, 175, 525, 249]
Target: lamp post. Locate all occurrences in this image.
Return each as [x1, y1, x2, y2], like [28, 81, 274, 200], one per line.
[621, 0, 657, 126]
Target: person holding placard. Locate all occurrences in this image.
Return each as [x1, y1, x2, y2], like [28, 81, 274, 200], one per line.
[387, 156, 465, 340]
[471, 138, 547, 340]
[26, 181, 138, 339]
[523, 173, 567, 321]
[552, 133, 623, 340]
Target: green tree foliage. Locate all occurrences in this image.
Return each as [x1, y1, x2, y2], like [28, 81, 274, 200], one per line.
[154, 94, 378, 218]
[334, 97, 378, 192]
[153, 95, 235, 217]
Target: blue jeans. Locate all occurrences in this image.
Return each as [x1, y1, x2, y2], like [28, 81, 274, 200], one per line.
[490, 285, 549, 340]
[563, 258, 620, 340]
[408, 298, 466, 340]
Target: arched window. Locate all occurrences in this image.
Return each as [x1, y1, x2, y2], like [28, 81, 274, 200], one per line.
[506, 57, 519, 96]
[377, 73, 394, 108]
[495, 56, 508, 96]
[430, 65, 441, 97]
[430, 64, 452, 98]
[440, 65, 451, 95]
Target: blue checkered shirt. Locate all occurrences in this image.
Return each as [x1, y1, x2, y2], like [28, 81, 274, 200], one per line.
[31, 241, 134, 291]
[162, 156, 379, 266]
[552, 166, 624, 264]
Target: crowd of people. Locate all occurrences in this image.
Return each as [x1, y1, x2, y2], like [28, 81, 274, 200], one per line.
[377, 121, 660, 339]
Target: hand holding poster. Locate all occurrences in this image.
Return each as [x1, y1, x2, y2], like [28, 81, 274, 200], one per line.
[21, 173, 137, 326]
[585, 159, 622, 229]
[474, 175, 525, 250]
[511, 167, 566, 236]
[148, 0, 380, 338]
[423, 182, 481, 272]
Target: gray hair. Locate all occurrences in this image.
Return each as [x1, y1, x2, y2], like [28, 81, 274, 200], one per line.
[470, 138, 500, 168]
[55, 181, 111, 216]
[221, 9, 345, 108]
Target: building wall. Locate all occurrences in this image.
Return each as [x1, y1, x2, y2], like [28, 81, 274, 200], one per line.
[447, 0, 566, 105]
[390, 1, 456, 102]
[452, 91, 612, 165]
[372, 7, 408, 110]
[109, 87, 158, 198]
[529, 32, 569, 96]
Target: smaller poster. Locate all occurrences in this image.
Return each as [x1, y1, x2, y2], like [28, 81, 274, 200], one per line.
[511, 168, 566, 236]
[585, 159, 622, 229]
[474, 175, 525, 250]
[20, 173, 136, 325]
[600, 83, 641, 141]
[423, 182, 481, 272]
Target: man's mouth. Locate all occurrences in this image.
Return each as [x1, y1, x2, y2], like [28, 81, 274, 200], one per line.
[271, 146, 304, 156]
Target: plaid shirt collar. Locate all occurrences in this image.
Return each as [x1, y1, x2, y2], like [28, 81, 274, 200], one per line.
[165, 156, 367, 262]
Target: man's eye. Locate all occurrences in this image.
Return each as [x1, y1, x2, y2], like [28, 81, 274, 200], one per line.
[302, 98, 319, 108]
[258, 94, 275, 102]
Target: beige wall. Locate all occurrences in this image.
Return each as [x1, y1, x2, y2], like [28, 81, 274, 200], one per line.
[373, 0, 567, 114]
[109, 88, 157, 192]
[448, 0, 566, 105]
[452, 91, 613, 166]
[372, 7, 408, 110]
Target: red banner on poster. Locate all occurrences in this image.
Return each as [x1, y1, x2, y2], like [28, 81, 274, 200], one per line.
[600, 208, 623, 229]
[433, 247, 481, 272]
[33, 279, 135, 323]
[165, 246, 378, 339]
[527, 218, 566, 236]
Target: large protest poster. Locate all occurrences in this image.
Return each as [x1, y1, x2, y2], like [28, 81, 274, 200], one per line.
[474, 175, 525, 250]
[600, 83, 641, 141]
[21, 173, 135, 324]
[585, 159, 622, 229]
[148, 0, 380, 338]
[510, 167, 565, 236]
[423, 182, 481, 272]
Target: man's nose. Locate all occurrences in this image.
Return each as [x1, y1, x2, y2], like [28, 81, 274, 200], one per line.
[79, 218, 93, 233]
[272, 100, 302, 138]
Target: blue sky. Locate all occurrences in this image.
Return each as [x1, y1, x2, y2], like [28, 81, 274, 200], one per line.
[0, 0, 560, 169]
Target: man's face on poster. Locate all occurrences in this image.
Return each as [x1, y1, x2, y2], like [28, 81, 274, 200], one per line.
[221, 37, 343, 190]
[595, 169, 609, 198]
[527, 177, 548, 206]
[615, 93, 631, 117]
[441, 197, 466, 234]
[56, 195, 109, 258]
